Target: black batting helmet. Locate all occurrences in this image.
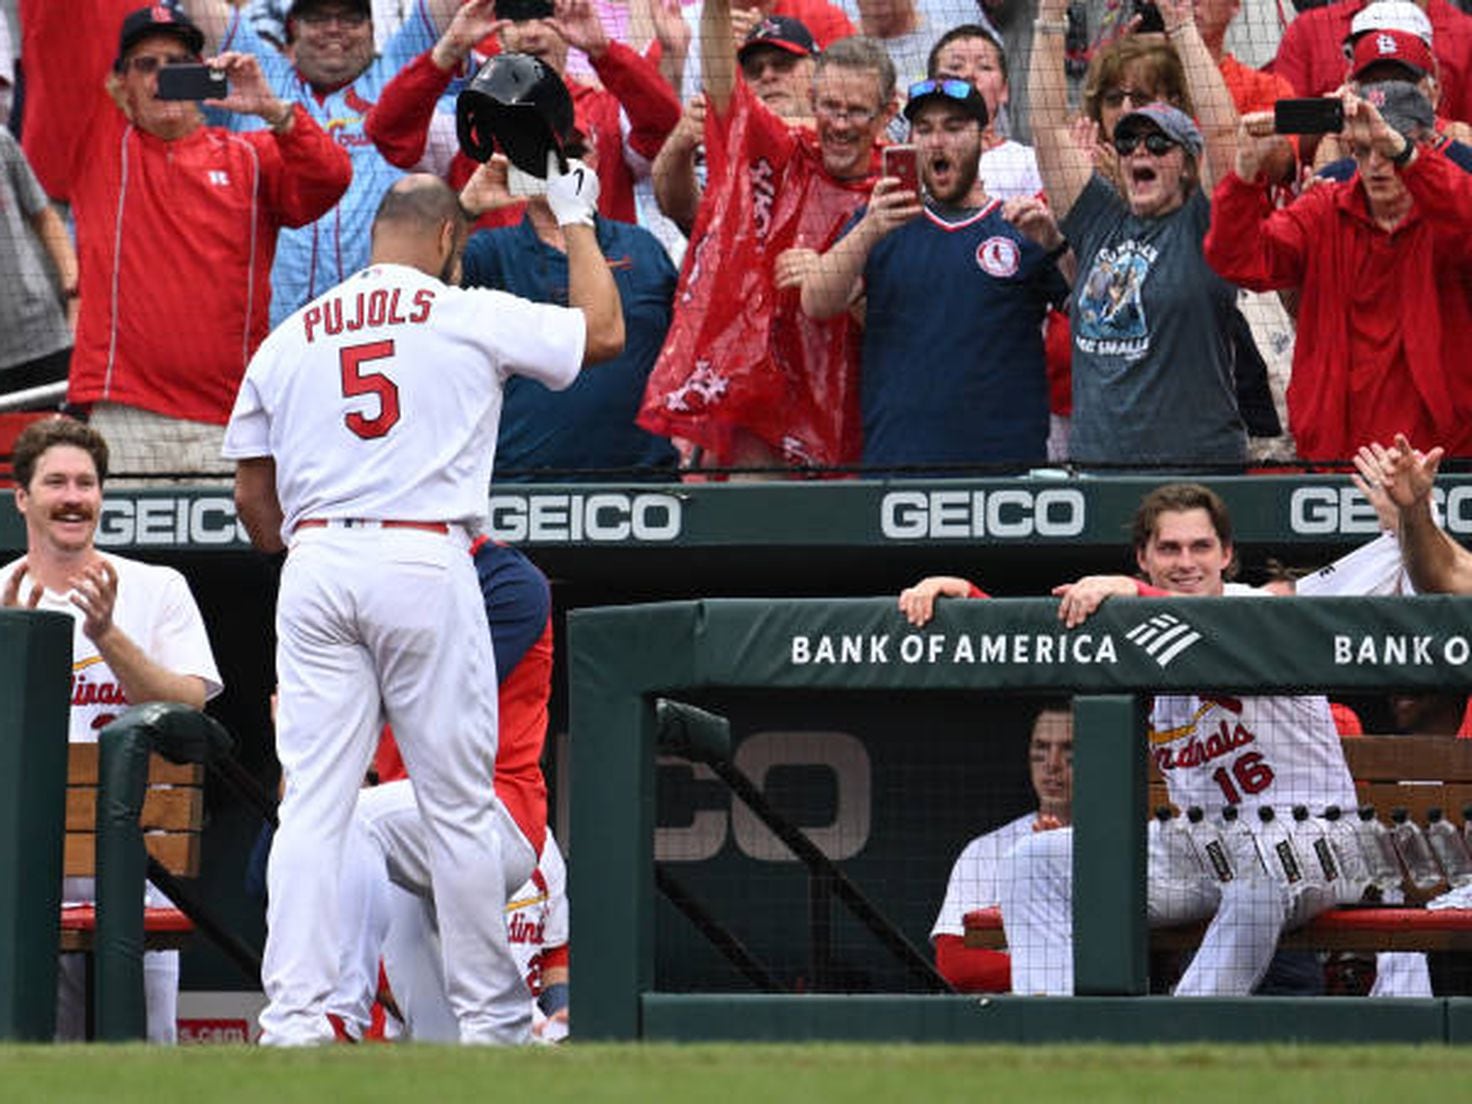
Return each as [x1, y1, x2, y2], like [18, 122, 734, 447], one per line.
[456, 53, 575, 178]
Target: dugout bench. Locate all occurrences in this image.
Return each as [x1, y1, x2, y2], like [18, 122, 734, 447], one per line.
[962, 735, 1472, 955]
[569, 593, 1472, 1043]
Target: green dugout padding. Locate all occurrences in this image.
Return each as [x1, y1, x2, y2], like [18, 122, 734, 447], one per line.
[569, 595, 1472, 1043]
[0, 610, 72, 1041]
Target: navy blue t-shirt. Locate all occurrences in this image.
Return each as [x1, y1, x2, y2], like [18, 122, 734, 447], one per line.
[461, 216, 679, 480]
[856, 200, 1067, 471]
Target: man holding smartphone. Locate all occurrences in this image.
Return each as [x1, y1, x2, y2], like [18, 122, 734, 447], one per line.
[19, 1, 351, 478]
[1204, 86, 1472, 463]
[799, 77, 1068, 474]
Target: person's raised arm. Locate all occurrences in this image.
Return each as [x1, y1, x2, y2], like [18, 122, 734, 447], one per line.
[801, 177, 921, 319]
[700, 0, 737, 116]
[1027, 0, 1092, 220]
[1379, 435, 1472, 596]
[1158, 0, 1237, 193]
[1202, 112, 1309, 290]
[178, 0, 234, 54]
[424, 0, 472, 34]
[547, 158, 626, 364]
[652, 94, 707, 234]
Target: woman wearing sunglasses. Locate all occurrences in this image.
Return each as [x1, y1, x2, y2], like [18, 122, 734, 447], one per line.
[1027, 0, 1246, 470]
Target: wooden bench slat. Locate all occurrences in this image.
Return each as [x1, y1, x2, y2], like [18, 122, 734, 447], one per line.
[64, 831, 200, 878]
[66, 787, 203, 833]
[1342, 736, 1472, 782]
[67, 745, 202, 787]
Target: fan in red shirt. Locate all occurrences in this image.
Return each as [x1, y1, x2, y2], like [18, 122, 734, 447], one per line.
[639, 0, 897, 472]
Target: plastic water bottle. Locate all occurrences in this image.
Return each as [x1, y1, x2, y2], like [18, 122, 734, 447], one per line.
[1390, 807, 1443, 892]
[1321, 805, 1371, 902]
[1355, 805, 1405, 895]
[1155, 806, 1204, 884]
[1186, 806, 1234, 882]
[1257, 806, 1306, 886]
[1425, 807, 1472, 888]
[1220, 805, 1266, 880]
[1290, 804, 1336, 888]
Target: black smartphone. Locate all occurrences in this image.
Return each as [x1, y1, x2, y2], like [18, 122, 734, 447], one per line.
[1132, 0, 1166, 34]
[1273, 97, 1345, 135]
[156, 64, 228, 102]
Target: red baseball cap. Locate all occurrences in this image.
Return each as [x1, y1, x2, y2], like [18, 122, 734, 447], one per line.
[1351, 28, 1434, 80]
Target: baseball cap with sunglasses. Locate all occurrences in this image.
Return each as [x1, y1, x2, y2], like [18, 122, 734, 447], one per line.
[902, 77, 989, 126]
[1113, 130, 1178, 156]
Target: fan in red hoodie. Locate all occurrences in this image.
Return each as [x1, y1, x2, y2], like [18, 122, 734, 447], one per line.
[363, 0, 679, 230]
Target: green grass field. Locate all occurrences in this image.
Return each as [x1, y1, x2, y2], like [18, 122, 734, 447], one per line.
[6, 1044, 1472, 1103]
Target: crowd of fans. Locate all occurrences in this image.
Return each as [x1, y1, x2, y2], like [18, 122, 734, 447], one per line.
[4, 0, 1472, 478]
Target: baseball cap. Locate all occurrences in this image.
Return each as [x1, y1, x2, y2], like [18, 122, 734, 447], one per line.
[738, 16, 818, 62]
[902, 76, 989, 127]
[1351, 28, 1434, 80]
[1114, 102, 1204, 157]
[1346, 0, 1433, 45]
[1359, 80, 1436, 139]
[287, 0, 371, 17]
[116, 3, 205, 65]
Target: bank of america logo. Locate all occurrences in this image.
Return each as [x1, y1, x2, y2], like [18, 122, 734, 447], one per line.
[1125, 613, 1202, 667]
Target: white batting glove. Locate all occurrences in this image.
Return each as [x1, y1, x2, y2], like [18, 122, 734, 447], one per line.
[545, 152, 599, 228]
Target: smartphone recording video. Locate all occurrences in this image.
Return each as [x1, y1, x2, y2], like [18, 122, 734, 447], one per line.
[156, 64, 228, 102]
[883, 144, 920, 196]
[1273, 97, 1345, 135]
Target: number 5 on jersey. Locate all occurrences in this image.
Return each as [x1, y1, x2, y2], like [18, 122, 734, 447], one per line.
[340, 340, 400, 439]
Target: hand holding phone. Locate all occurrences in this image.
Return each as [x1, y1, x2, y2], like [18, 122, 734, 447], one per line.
[156, 63, 229, 102]
[883, 144, 920, 197]
[1273, 97, 1344, 135]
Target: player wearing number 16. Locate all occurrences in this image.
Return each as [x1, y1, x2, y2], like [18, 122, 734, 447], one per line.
[221, 168, 622, 1046]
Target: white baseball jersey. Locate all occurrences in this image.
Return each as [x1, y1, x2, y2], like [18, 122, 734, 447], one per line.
[221, 263, 586, 538]
[930, 812, 1036, 940]
[1149, 584, 1357, 816]
[978, 140, 1045, 202]
[0, 553, 223, 742]
[507, 830, 568, 997]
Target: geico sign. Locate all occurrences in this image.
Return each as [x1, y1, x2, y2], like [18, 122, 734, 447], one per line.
[487, 493, 682, 542]
[96, 497, 247, 547]
[656, 732, 870, 863]
[1291, 485, 1472, 536]
[881, 488, 1086, 540]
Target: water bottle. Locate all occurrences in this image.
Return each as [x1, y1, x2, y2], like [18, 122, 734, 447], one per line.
[1355, 805, 1405, 895]
[1321, 805, 1371, 902]
[1155, 806, 1204, 884]
[1186, 806, 1234, 882]
[1389, 807, 1443, 892]
[1425, 807, 1472, 888]
[1290, 804, 1335, 888]
[1257, 806, 1306, 887]
[1220, 805, 1267, 880]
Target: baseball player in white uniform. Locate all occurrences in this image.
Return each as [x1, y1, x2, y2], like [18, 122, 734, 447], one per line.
[1, 417, 223, 1043]
[223, 167, 622, 1046]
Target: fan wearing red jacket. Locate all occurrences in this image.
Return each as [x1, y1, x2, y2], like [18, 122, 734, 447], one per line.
[19, 2, 350, 476]
[1204, 88, 1472, 462]
[363, 0, 679, 230]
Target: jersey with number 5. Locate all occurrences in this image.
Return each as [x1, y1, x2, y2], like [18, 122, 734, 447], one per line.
[222, 263, 585, 537]
[1148, 587, 1357, 815]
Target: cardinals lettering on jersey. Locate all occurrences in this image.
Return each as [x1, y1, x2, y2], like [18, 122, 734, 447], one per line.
[302, 287, 437, 343]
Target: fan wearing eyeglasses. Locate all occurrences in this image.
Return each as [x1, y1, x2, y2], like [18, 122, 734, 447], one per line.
[799, 77, 1069, 472]
[1027, 0, 1247, 471]
[18, 2, 351, 479]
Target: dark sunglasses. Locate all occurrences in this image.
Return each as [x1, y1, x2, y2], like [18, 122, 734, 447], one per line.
[1101, 88, 1152, 110]
[121, 53, 195, 75]
[907, 77, 974, 103]
[1113, 130, 1178, 156]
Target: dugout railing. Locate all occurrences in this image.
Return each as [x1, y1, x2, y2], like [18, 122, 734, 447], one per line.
[569, 594, 1472, 1044]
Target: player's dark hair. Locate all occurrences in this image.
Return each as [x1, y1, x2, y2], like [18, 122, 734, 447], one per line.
[372, 175, 469, 242]
[1131, 482, 1233, 553]
[1030, 696, 1073, 733]
[815, 35, 897, 105]
[12, 416, 109, 491]
[927, 23, 1008, 87]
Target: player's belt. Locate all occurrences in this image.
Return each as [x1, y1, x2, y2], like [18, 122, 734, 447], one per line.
[295, 518, 451, 534]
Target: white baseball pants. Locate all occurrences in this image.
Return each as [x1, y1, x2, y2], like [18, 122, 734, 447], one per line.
[260, 526, 520, 1045]
[998, 823, 1337, 996]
